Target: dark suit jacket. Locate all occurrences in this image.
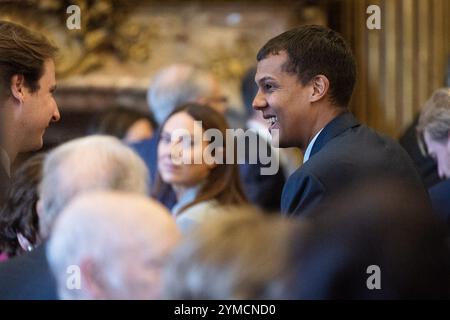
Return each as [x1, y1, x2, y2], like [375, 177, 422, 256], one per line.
[0, 243, 58, 299]
[429, 179, 450, 226]
[281, 112, 427, 216]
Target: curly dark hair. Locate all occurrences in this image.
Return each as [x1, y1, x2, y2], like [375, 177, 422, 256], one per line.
[0, 153, 45, 257]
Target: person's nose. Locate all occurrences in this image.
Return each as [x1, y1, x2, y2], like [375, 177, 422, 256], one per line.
[252, 89, 267, 111]
[169, 140, 184, 160]
[52, 103, 61, 122]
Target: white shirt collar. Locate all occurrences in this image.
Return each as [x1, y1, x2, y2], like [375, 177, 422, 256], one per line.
[0, 148, 11, 177]
[303, 128, 324, 164]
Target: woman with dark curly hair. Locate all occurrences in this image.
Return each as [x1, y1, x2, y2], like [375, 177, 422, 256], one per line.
[0, 153, 45, 261]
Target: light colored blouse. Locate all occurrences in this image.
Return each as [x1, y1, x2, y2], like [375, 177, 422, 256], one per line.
[171, 186, 220, 233]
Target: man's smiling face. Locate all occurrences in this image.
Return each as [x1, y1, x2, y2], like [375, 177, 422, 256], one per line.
[252, 51, 315, 149]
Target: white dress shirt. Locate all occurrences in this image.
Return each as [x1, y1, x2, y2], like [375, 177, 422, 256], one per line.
[303, 128, 324, 164]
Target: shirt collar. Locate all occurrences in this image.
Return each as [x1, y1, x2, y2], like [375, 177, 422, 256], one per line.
[171, 184, 202, 216]
[303, 128, 324, 164]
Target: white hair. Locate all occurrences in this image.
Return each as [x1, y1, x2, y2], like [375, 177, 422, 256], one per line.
[417, 87, 450, 141]
[147, 64, 215, 125]
[47, 191, 180, 299]
[39, 135, 149, 238]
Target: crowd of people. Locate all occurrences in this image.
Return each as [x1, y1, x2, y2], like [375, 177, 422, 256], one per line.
[0, 20, 450, 299]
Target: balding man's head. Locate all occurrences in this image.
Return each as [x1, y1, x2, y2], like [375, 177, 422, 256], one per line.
[47, 191, 180, 300]
[147, 64, 225, 125]
[38, 135, 149, 239]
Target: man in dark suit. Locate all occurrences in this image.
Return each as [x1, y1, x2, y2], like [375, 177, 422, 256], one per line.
[417, 88, 450, 226]
[252, 25, 426, 216]
[0, 21, 60, 205]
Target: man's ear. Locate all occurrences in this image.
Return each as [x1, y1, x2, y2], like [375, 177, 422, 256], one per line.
[10, 74, 26, 103]
[80, 258, 104, 300]
[310, 75, 329, 103]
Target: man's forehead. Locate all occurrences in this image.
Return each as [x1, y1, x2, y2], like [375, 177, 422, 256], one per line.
[43, 59, 56, 78]
[255, 51, 289, 81]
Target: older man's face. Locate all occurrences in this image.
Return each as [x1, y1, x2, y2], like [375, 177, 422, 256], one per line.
[424, 130, 450, 179]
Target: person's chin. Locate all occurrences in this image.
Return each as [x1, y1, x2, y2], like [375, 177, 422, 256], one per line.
[269, 128, 284, 147]
[25, 138, 44, 152]
[277, 136, 295, 149]
[34, 136, 44, 150]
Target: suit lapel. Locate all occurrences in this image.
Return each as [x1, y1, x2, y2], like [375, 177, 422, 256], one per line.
[309, 112, 360, 159]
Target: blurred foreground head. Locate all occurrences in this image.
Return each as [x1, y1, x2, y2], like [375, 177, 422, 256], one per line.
[39, 135, 149, 239]
[287, 178, 450, 299]
[47, 191, 180, 300]
[163, 206, 306, 299]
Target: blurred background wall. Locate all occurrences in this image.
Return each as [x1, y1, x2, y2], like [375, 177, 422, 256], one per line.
[1, 0, 449, 148]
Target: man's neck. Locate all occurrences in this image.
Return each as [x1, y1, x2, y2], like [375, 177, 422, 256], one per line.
[1, 136, 18, 165]
[302, 105, 346, 153]
[1, 101, 19, 164]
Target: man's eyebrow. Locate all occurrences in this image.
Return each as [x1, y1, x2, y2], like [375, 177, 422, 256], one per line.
[256, 76, 275, 85]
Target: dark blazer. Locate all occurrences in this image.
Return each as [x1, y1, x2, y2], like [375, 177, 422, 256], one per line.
[281, 112, 427, 216]
[429, 179, 450, 226]
[0, 243, 58, 300]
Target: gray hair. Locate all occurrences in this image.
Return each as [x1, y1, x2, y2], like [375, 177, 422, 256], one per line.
[47, 191, 180, 299]
[39, 135, 149, 239]
[163, 207, 306, 299]
[417, 87, 450, 142]
[147, 64, 215, 125]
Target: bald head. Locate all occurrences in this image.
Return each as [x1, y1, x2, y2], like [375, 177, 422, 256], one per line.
[47, 191, 180, 300]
